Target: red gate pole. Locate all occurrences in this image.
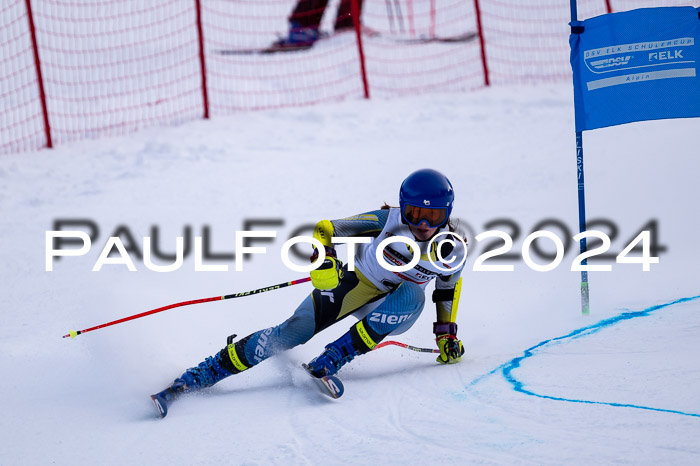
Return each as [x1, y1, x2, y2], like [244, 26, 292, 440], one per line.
[194, 0, 210, 119]
[351, 0, 370, 99]
[25, 0, 52, 148]
[605, 0, 612, 14]
[473, 0, 490, 86]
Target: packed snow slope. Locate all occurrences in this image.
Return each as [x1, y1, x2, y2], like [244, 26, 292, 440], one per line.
[1, 84, 699, 465]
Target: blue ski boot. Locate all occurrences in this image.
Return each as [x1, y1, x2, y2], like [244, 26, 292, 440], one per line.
[151, 350, 238, 418]
[307, 331, 360, 378]
[272, 21, 321, 50]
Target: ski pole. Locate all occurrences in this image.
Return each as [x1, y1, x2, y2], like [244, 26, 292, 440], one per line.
[375, 340, 439, 354]
[385, 0, 395, 33]
[62, 277, 311, 339]
[393, 0, 405, 33]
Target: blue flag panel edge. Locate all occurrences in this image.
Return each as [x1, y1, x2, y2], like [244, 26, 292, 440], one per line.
[570, 7, 700, 132]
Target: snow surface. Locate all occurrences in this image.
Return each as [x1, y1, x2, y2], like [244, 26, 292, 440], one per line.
[1, 84, 699, 465]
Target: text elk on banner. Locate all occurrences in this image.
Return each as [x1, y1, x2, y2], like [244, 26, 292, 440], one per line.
[570, 7, 700, 131]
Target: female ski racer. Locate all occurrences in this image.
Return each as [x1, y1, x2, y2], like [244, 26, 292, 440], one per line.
[151, 168, 467, 416]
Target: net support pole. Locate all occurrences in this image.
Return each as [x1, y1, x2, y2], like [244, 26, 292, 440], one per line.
[194, 0, 210, 119]
[407, 0, 415, 36]
[25, 0, 52, 149]
[351, 0, 370, 99]
[473, 0, 489, 86]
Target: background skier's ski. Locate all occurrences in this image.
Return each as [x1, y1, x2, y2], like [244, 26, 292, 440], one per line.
[215, 31, 477, 55]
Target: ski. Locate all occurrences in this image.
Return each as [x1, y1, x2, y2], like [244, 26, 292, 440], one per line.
[150, 379, 187, 418]
[302, 363, 344, 399]
[150, 393, 169, 418]
[215, 43, 314, 55]
[385, 31, 478, 44]
[151, 366, 343, 419]
[215, 31, 476, 55]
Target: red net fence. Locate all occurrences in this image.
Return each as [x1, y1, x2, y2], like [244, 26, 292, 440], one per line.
[1, 0, 696, 154]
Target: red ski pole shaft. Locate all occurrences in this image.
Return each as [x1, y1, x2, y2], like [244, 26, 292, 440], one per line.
[374, 340, 439, 354]
[62, 277, 311, 339]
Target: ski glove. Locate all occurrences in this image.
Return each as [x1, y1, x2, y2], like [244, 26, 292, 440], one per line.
[434, 322, 464, 364]
[310, 246, 343, 290]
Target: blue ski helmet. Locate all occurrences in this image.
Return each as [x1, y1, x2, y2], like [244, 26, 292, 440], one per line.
[399, 169, 454, 228]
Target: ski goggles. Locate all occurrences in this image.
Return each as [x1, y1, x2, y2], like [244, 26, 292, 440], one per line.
[402, 204, 448, 228]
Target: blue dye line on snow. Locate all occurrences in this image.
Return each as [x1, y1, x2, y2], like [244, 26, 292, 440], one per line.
[468, 294, 700, 418]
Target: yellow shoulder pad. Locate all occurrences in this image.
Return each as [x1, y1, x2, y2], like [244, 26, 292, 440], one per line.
[313, 220, 334, 247]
